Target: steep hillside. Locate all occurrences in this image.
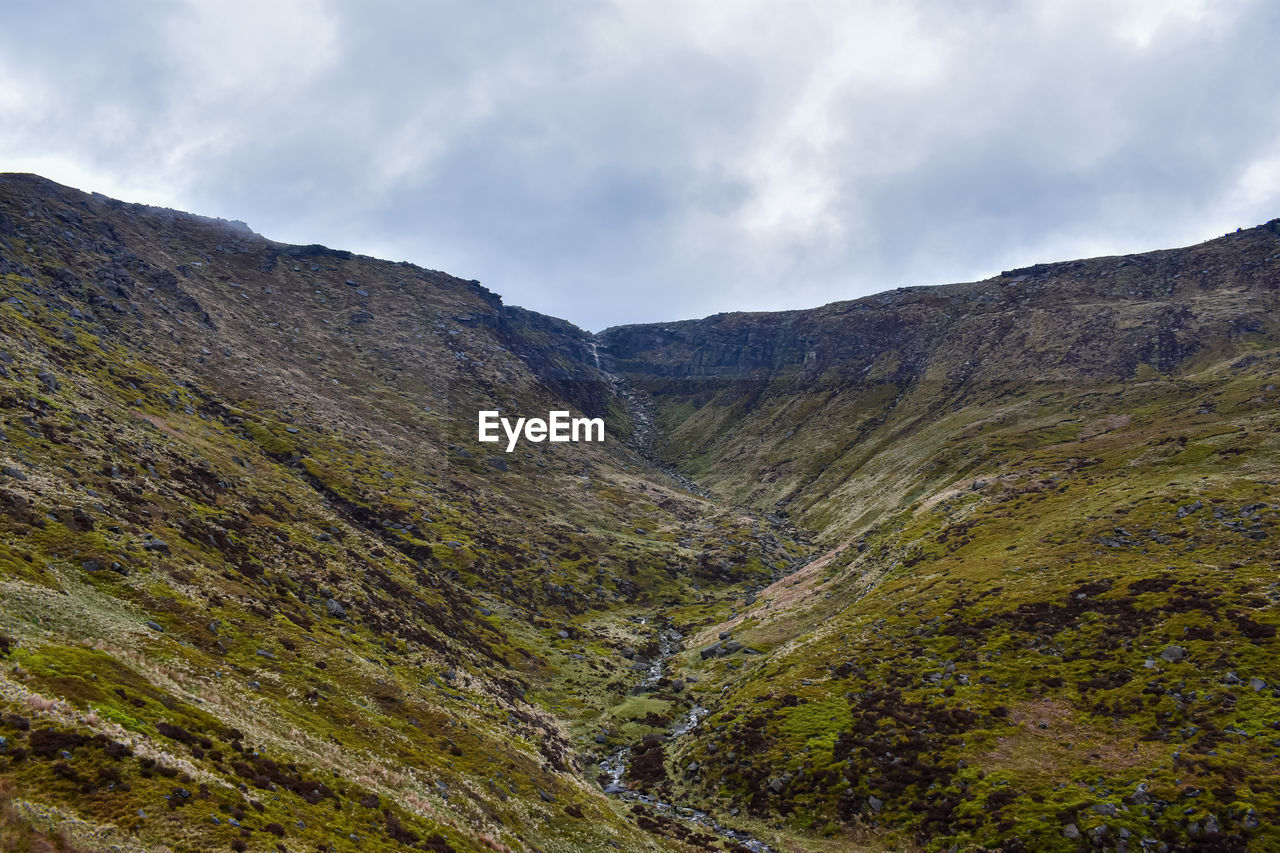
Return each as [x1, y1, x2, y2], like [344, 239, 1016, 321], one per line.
[0, 174, 803, 853]
[602, 226, 1280, 849]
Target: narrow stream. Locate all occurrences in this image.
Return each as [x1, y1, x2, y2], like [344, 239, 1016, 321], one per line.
[598, 626, 776, 853]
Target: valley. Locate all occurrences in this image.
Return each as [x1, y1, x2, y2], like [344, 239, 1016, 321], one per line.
[1, 172, 1278, 852]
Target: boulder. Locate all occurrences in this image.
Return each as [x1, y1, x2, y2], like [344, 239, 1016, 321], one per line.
[1176, 500, 1203, 518]
[143, 539, 171, 555]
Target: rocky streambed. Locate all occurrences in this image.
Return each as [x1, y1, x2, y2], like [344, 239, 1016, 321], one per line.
[597, 626, 775, 853]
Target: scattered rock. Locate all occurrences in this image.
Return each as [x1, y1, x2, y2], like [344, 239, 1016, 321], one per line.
[143, 539, 171, 555]
[699, 643, 721, 660]
[1062, 823, 1081, 840]
[866, 794, 883, 812]
[35, 370, 59, 392]
[1, 464, 27, 481]
[145, 620, 164, 633]
[1251, 677, 1268, 692]
[1160, 645, 1186, 663]
[325, 599, 346, 618]
[1176, 500, 1203, 518]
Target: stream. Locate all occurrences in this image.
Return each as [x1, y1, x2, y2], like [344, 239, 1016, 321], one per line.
[597, 625, 776, 853]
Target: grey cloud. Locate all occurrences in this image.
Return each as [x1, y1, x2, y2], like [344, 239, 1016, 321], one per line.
[2, 1, 1279, 330]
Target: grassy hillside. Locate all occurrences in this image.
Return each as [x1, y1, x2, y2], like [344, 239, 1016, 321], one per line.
[603, 224, 1280, 851]
[0, 174, 802, 852]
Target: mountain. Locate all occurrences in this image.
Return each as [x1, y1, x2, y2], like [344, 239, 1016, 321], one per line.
[0, 173, 802, 853]
[1, 172, 1278, 852]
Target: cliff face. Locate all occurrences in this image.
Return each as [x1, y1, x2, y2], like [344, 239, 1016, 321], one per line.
[603, 225, 1280, 386]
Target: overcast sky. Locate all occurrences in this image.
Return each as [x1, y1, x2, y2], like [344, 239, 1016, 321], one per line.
[3, 1, 1279, 330]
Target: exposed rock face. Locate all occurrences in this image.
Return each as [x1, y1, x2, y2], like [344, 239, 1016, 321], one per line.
[495, 304, 613, 418]
[603, 226, 1280, 387]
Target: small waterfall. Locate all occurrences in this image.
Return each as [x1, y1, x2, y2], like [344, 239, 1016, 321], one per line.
[598, 627, 775, 852]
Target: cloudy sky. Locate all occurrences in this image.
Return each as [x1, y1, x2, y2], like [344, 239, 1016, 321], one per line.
[3, 1, 1279, 330]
